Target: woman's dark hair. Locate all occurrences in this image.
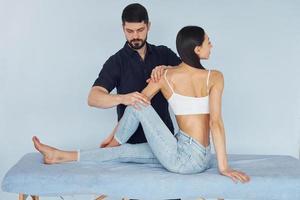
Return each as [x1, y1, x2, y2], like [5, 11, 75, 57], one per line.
[176, 26, 206, 69]
[122, 3, 149, 25]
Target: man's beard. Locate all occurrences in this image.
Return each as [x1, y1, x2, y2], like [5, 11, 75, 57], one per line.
[128, 36, 147, 50]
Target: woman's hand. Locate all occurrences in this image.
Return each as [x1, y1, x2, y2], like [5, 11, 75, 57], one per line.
[219, 168, 250, 183]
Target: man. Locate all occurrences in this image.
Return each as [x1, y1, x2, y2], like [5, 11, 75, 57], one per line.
[88, 3, 181, 146]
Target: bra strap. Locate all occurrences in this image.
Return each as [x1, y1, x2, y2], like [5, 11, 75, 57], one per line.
[164, 69, 174, 93]
[206, 70, 211, 94]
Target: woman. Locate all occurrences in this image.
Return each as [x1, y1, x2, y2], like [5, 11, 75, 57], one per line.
[33, 26, 250, 183]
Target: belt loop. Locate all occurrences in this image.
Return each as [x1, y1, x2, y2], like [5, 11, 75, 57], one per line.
[189, 137, 192, 144]
[174, 131, 179, 137]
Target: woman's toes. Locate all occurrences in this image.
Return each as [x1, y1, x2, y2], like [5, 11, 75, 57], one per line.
[32, 136, 42, 151]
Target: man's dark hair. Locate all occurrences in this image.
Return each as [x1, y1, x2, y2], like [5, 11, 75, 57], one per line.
[122, 3, 149, 25]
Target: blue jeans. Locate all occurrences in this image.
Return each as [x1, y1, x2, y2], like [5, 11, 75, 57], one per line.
[79, 105, 211, 174]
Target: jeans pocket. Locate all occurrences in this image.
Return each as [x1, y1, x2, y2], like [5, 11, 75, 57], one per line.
[204, 151, 213, 169]
[175, 143, 191, 171]
[190, 152, 206, 172]
[176, 142, 206, 174]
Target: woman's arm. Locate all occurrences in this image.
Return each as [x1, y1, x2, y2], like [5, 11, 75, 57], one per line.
[209, 71, 227, 170]
[209, 70, 250, 183]
[141, 79, 162, 100]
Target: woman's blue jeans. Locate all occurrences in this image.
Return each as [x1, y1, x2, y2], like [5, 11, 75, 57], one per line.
[79, 105, 211, 174]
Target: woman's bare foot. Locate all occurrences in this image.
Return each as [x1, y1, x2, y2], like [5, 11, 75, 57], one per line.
[32, 136, 76, 164]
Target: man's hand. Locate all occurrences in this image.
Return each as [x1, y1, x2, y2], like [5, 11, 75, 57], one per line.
[100, 123, 121, 148]
[100, 135, 120, 148]
[219, 168, 250, 183]
[100, 132, 115, 148]
[147, 65, 169, 83]
[120, 92, 150, 109]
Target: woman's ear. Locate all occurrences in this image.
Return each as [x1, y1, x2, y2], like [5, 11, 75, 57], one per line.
[194, 46, 201, 56]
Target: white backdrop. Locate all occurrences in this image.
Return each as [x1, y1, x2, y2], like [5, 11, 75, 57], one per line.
[1, 1, 300, 199]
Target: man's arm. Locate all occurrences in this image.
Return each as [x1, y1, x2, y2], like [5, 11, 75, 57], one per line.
[88, 86, 122, 109]
[88, 86, 150, 109]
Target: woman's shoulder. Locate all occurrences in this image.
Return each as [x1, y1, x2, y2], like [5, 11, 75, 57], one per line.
[208, 69, 224, 89]
[193, 68, 223, 80]
[208, 69, 223, 80]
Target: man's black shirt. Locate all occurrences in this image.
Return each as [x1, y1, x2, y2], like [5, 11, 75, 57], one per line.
[93, 42, 181, 144]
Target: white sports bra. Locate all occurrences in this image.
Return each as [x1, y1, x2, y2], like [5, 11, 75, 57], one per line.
[164, 69, 210, 115]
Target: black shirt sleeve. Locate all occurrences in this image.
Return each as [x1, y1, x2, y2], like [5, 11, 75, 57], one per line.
[165, 47, 181, 66]
[92, 56, 120, 92]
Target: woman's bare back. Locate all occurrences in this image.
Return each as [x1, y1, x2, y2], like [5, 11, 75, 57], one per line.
[160, 66, 212, 147]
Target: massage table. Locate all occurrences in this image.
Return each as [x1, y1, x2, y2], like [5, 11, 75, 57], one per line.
[2, 153, 300, 200]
